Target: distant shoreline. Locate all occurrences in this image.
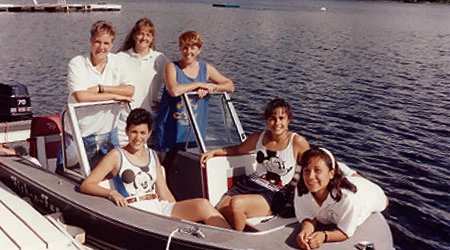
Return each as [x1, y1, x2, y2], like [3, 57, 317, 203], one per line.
[376, 0, 448, 3]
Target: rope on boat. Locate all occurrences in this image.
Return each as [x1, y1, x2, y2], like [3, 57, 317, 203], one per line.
[165, 226, 205, 250]
[165, 228, 178, 250]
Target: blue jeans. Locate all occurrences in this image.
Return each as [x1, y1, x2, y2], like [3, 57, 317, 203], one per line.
[56, 127, 119, 167]
[82, 127, 119, 157]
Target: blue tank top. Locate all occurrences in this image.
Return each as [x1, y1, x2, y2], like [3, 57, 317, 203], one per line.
[153, 61, 209, 152]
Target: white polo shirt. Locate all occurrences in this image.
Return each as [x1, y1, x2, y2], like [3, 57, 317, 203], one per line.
[67, 53, 133, 137]
[117, 48, 168, 114]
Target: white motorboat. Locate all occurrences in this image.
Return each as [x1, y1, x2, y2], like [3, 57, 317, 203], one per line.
[0, 83, 394, 249]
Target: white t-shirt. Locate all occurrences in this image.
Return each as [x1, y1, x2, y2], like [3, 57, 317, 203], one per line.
[67, 53, 133, 137]
[116, 48, 168, 114]
[294, 176, 387, 237]
[338, 162, 357, 177]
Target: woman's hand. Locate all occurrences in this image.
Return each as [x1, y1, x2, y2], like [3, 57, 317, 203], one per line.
[296, 230, 311, 250]
[305, 231, 327, 249]
[204, 83, 216, 93]
[199, 151, 215, 167]
[196, 88, 208, 99]
[196, 83, 215, 98]
[108, 190, 128, 207]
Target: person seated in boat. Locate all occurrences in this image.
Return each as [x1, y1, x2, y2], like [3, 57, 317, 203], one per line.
[153, 30, 234, 154]
[294, 147, 388, 249]
[116, 17, 169, 145]
[0, 143, 17, 155]
[66, 20, 134, 151]
[80, 108, 231, 229]
[199, 98, 310, 231]
[0, 144, 41, 166]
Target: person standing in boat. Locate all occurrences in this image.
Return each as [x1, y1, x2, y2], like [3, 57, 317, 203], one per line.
[116, 18, 169, 145]
[66, 20, 134, 150]
[294, 148, 388, 249]
[199, 99, 310, 231]
[153, 30, 234, 153]
[80, 108, 231, 229]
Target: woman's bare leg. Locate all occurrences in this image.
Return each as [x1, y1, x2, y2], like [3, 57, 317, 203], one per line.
[228, 194, 271, 231]
[215, 195, 233, 224]
[171, 198, 231, 229]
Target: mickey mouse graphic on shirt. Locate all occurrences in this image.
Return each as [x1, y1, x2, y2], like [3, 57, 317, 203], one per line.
[121, 166, 155, 194]
[256, 149, 294, 182]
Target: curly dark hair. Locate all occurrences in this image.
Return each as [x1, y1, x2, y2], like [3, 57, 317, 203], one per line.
[126, 108, 153, 131]
[296, 148, 356, 202]
[263, 98, 293, 121]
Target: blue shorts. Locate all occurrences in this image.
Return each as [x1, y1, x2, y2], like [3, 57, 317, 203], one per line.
[225, 175, 277, 206]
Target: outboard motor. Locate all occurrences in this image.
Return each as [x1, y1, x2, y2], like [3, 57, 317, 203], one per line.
[0, 83, 32, 122]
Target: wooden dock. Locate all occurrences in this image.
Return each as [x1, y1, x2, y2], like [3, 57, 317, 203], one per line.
[0, 181, 86, 249]
[0, 3, 121, 12]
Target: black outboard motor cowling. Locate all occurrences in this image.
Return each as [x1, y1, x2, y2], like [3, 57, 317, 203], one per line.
[0, 83, 32, 122]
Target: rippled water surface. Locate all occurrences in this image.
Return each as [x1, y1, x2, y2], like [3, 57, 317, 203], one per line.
[0, 0, 449, 249]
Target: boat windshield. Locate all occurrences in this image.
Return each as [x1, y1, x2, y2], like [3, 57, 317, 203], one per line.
[181, 91, 246, 154]
[61, 101, 128, 178]
[59, 92, 244, 178]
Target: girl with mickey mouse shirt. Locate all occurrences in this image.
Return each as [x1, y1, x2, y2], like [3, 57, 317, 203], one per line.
[81, 108, 231, 229]
[200, 99, 310, 231]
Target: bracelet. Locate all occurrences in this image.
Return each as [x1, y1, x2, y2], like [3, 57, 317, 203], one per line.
[98, 84, 104, 93]
[323, 231, 328, 243]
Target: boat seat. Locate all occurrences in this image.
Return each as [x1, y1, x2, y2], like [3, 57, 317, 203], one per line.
[29, 115, 62, 172]
[204, 154, 258, 207]
[204, 154, 297, 232]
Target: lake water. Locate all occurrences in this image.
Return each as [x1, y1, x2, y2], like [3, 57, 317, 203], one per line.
[0, 0, 449, 249]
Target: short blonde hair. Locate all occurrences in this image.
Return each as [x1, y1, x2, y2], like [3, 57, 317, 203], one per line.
[90, 20, 116, 42]
[178, 30, 203, 48]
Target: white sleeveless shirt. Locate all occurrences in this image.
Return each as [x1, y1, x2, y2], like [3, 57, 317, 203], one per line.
[112, 148, 158, 197]
[254, 131, 297, 186]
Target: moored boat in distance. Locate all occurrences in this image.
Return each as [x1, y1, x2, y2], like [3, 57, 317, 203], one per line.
[212, 3, 240, 8]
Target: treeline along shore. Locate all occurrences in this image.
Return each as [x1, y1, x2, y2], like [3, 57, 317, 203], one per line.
[358, 0, 449, 3]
